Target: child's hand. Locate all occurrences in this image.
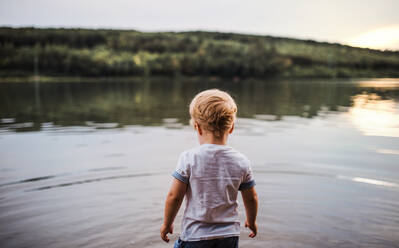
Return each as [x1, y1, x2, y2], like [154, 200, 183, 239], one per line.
[160, 223, 174, 242]
[245, 220, 257, 238]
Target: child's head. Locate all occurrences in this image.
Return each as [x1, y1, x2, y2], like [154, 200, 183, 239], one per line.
[189, 89, 237, 139]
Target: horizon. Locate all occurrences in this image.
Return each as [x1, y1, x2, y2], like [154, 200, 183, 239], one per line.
[0, 0, 398, 51]
[2, 25, 398, 53]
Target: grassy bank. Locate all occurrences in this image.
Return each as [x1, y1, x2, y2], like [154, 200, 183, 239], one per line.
[1, 27, 399, 79]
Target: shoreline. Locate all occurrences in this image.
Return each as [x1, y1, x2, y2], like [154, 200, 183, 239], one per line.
[1, 75, 398, 83]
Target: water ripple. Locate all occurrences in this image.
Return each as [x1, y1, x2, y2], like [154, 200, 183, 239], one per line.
[26, 172, 164, 192]
[0, 175, 60, 187]
[255, 169, 399, 188]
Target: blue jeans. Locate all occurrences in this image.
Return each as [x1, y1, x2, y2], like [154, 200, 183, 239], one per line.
[174, 236, 239, 248]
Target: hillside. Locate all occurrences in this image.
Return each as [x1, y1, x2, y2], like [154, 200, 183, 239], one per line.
[1, 27, 399, 78]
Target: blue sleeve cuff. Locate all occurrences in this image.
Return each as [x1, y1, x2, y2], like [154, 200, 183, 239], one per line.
[239, 180, 255, 191]
[172, 171, 189, 184]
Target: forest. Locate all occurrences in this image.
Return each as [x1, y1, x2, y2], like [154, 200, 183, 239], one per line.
[1, 27, 399, 79]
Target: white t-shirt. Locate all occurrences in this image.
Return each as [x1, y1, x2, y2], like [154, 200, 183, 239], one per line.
[172, 143, 255, 241]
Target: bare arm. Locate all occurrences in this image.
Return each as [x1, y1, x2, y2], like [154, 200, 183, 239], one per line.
[160, 178, 187, 242]
[241, 186, 258, 238]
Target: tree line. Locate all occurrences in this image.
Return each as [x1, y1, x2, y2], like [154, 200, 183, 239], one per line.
[1, 27, 399, 78]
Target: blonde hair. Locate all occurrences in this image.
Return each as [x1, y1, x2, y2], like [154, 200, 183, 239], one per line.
[189, 89, 237, 139]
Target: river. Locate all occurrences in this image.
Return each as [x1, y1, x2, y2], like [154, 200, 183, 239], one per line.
[0, 78, 398, 247]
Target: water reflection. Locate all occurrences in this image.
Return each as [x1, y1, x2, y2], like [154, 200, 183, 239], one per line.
[0, 78, 398, 133]
[349, 93, 399, 137]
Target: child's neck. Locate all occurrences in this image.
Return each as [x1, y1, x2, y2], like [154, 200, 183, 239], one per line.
[198, 132, 228, 146]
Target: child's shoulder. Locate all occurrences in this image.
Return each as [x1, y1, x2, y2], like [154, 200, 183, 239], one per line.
[180, 144, 250, 166]
[178, 145, 200, 157]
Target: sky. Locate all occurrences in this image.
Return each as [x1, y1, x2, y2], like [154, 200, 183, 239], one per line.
[0, 0, 398, 50]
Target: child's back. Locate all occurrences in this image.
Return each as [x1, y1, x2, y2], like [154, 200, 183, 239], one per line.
[175, 143, 255, 241]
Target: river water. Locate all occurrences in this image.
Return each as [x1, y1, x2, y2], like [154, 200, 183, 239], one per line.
[0, 78, 398, 248]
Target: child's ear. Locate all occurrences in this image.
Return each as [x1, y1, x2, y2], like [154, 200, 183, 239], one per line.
[195, 122, 203, 135]
[229, 123, 234, 134]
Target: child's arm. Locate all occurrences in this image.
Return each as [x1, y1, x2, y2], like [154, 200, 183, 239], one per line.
[241, 186, 258, 238]
[160, 178, 188, 242]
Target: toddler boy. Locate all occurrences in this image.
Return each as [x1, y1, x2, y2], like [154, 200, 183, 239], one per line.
[160, 89, 258, 248]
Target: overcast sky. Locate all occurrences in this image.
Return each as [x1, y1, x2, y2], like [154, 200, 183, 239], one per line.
[1, 0, 398, 50]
